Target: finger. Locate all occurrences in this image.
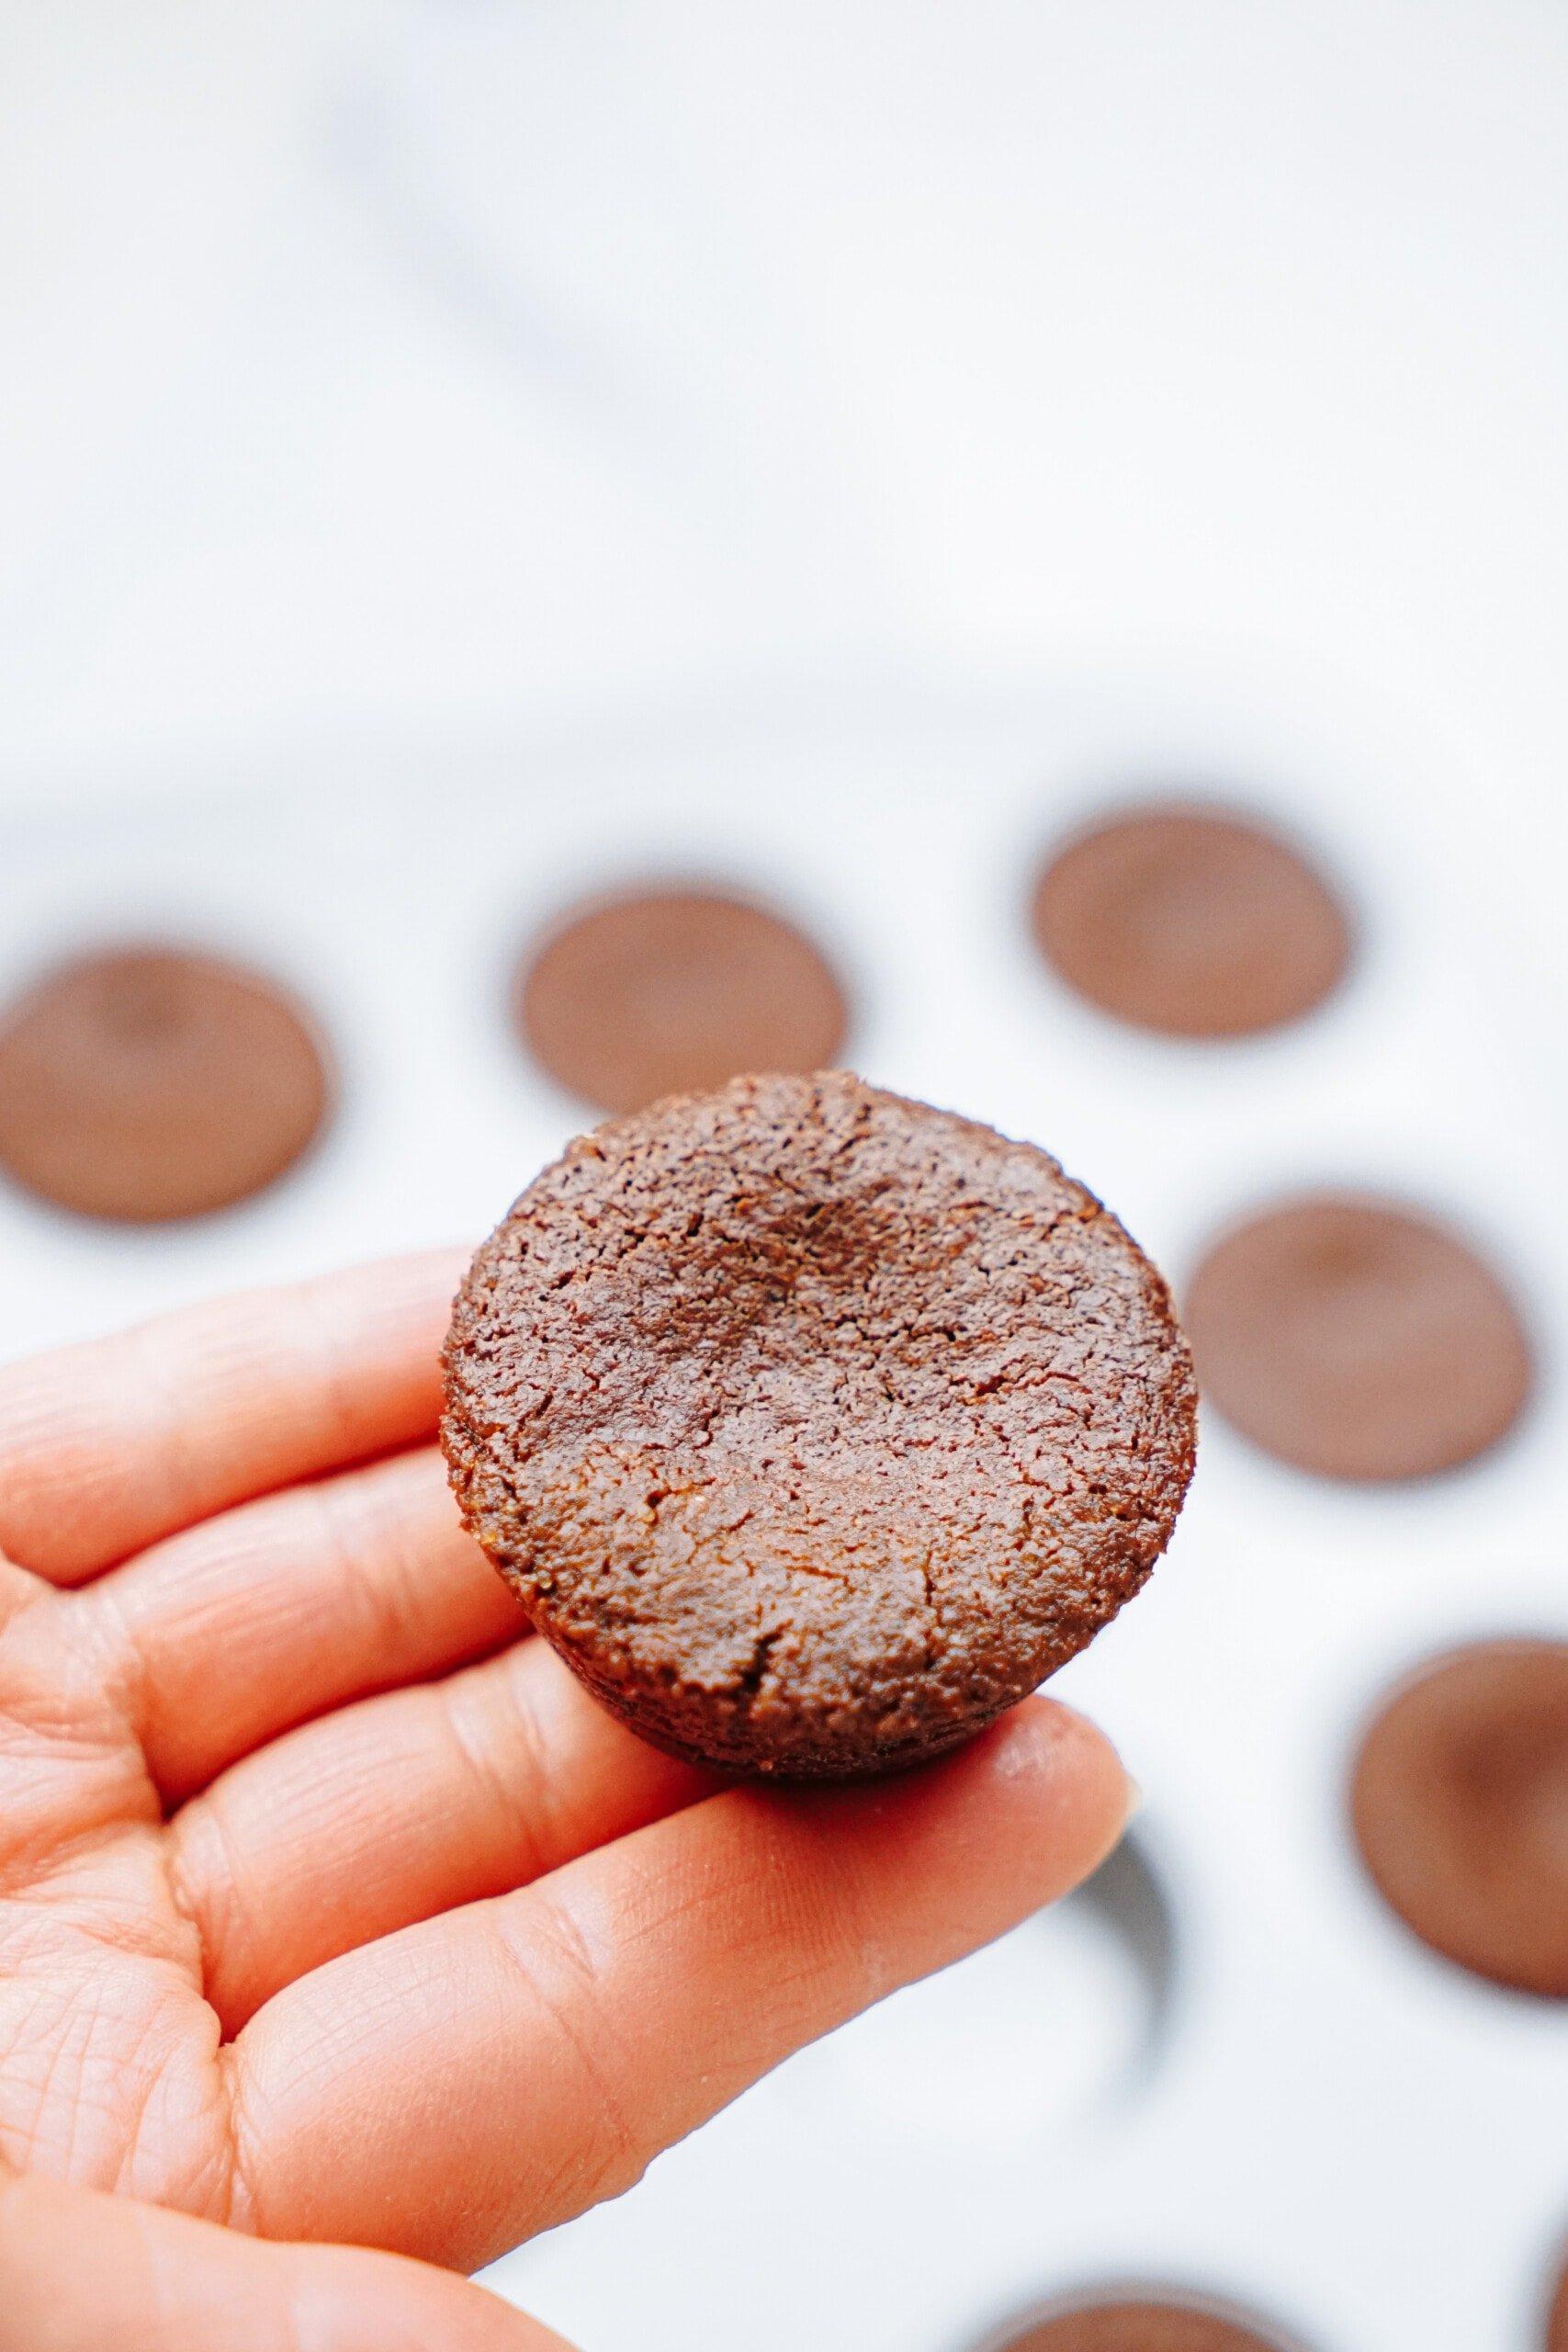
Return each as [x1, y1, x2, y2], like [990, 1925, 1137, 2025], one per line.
[228, 1696, 1133, 2269]
[0, 1250, 466, 1586]
[169, 1638, 713, 2030]
[0, 2167, 572, 2352]
[95, 1447, 525, 1801]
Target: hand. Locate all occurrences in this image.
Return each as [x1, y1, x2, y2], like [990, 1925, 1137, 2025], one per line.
[0, 1253, 1133, 2350]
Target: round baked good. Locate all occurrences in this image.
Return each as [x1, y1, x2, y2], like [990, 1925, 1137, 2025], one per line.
[1350, 1637, 1568, 1997]
[1184, 1193, 1531, 1481]
[1031, 803, 1350, 1039]
[1547, 2247, 1568, 2352]
[443, 1071, 1196, 1778]
[974, 2293, 1296, 2352]
[0, 946, 332, 1222]
[516, 885, 849, 1114]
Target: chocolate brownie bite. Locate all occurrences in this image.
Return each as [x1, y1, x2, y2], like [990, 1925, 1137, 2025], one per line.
[443, 1072, 1195, 1778]
[1547, 2245, 1568, 2352]
[1350, 1637, 1568, 1997]
[1031, 803, 1350, 1039]
[975, 2298, 1298, 2352]
[0, 946, 332, 1222]
[516, 885, 849, 1114]
[1185, 1194, 1532, 1481]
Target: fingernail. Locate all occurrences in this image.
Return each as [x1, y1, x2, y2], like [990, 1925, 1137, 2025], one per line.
[1122, 1771, 1145, 1823]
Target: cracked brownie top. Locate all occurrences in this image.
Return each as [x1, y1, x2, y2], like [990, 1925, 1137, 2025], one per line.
[442, 1070, 1196, 1778]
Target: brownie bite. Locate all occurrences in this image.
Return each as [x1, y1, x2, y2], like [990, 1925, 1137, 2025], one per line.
[1350, 1636, 1568, 1996]
[1031, 803, 1351, 1040]
[0, 945, 332, 1223]
[976, 2297, 1300, 2352]
[443, 1072, 1195, 1778]
[1186, 1193, 1532, 1482]
[1548, 2245, 1568, 2352]
[516, 886, 849, 1114]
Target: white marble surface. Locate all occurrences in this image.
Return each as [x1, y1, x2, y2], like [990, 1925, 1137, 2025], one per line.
[4, 0, 1567, 831]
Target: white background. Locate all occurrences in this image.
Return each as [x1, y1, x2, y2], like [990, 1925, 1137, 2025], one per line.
[5, 0, 1568, 827]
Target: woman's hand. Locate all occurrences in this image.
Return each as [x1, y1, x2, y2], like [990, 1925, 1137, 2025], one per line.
[0, 1254, 1133, 2349]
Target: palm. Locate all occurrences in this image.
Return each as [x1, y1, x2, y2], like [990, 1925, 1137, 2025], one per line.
[1, 1583, 239, 2216]
[0, 1252, 1126, 2344]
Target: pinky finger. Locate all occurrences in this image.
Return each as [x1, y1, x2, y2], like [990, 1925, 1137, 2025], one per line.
[0, 2169, 572, 2352]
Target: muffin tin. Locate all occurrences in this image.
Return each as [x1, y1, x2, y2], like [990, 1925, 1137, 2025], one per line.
[2, 675, 1563, 2352]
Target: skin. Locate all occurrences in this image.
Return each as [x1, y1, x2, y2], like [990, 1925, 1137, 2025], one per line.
[0, 1251, 1134, 2351]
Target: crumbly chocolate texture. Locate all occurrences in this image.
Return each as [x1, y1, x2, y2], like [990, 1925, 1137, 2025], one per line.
[443, 1071, 1195, 1778]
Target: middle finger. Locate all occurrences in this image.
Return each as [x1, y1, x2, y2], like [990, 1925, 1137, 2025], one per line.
[89, 1447, 525, 1800]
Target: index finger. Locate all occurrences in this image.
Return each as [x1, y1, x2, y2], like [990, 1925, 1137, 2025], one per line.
[0, 1250, 467, 1584]
[227, 1695, 1133, 2270]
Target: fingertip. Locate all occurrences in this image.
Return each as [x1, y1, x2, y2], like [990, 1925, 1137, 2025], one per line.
[289, 2245, 579, 2352]
[746, 1691, 1138, 1978]
[829, 1692, 1138, 1926]
[972, 1692, 1137, 1850]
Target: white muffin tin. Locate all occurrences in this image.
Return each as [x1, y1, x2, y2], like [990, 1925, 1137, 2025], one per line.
[2, 676, 1564, 2352]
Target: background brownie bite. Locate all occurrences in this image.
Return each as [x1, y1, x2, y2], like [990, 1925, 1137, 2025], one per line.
[516, 883, 849, 1113]
[443, 1071, 1196, 1778]
[1350, 1637, 1568, 1997]
[1548, 2246, 1568, 2352]
[1031, 803, 1351, 1039]
[1184, 1193, 1532, 1481]
[0, 945, 332, 1222]
[974, 2293, 1299, 2352]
